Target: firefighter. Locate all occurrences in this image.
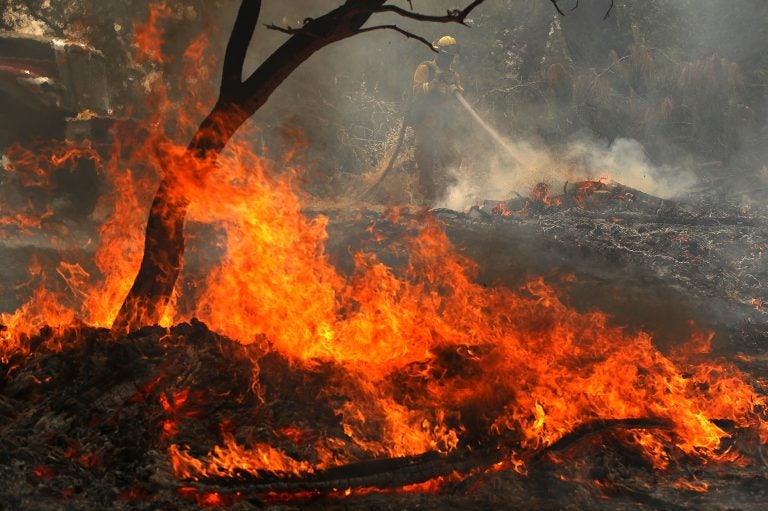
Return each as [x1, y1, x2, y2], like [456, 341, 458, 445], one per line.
[410, 35, 465, 203]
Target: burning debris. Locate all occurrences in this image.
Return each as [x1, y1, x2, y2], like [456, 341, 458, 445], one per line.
[1, 302, 768, 510]
[2, 192, 768, 509]
[1, 1, 768, 510]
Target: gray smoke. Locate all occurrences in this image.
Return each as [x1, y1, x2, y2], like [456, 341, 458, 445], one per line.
[439, 131, 698, 210]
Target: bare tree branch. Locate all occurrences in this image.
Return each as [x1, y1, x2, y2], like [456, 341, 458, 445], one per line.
[221, 0, 262, 94]
[361, 0, 486, 25]
[265, 0, 488, 51]
[549, 0, 565, 16]
[266, 22, 434, 50]
[604, 0, 614, 19]
[264, 23, 322, 39]
[356, 25, 435, 51]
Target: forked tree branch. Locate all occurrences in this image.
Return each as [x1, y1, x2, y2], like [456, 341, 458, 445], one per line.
[264, 0, 487, 55]
[356, 25, 435, 50]
[604, 0, 614, 19]
[221, 0, 262, 94]
[265, 23, 435, 51]
[361, 0, 486, 24]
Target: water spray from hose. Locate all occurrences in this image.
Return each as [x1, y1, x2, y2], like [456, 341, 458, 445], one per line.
[453, 91, 521, 167]
[364, 91, 520, 200]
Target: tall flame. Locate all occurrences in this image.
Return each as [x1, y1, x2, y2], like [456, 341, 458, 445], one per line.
[0, 3, 766, 488]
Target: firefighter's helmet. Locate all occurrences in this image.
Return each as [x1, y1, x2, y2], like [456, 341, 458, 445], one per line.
[433, 35, 458, 54]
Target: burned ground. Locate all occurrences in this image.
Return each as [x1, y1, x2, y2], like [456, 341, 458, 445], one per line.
[3, 1, 768, 509]
[1, 185, 767, 510]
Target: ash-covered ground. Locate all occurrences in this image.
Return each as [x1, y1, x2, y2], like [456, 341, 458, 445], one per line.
[325, 183, 768, 351]
[1, 184, 768, 510]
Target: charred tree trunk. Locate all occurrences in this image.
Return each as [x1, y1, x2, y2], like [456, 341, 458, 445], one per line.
[112, 104, 247, 331]
[113, 0, 382, 332]
[113, 0, 487, 332]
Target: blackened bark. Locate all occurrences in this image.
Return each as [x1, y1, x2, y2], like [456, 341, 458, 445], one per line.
[113, 101, 248, 332]
[114, 0, 488, 332]
[113, 1, 387, 331]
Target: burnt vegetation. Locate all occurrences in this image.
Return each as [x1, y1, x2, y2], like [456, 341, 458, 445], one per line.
[1, 0, 768, 510]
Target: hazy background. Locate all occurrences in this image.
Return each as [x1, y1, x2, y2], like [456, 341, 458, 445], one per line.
[0, 0, 766, 352]
[2, 0, 768, 207]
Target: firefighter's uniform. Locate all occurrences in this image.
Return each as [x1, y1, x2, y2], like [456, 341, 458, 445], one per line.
[410, 36, 464, 203]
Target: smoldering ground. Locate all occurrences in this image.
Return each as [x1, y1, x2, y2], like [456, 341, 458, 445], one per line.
[3, 0, 768, 325]
[0, 4, 767, 510]
[439, 133, 699, 210]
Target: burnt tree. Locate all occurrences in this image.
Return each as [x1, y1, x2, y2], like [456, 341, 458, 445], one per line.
[113, 0, 487, 331]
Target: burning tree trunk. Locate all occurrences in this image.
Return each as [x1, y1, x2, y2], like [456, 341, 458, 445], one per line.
[114, 0, 488, 331]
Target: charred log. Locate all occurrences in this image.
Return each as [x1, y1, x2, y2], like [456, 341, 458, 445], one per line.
[188, 418, 678, 494]
[4, 320, 761, 510]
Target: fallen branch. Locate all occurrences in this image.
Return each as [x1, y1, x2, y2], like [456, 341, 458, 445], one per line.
[187, 418, 678, 494]
[523, 417, 675, 466]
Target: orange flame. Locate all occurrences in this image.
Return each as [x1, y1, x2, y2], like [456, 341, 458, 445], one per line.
[0, 3, 766, 491]
[163, 130, 768, 474]
[133, 2, 172, 65]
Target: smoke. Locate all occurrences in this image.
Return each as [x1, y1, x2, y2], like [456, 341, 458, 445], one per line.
[439, 132, 698, 210]
[244, 0, 763, 206]
[564, 138, 698, 197]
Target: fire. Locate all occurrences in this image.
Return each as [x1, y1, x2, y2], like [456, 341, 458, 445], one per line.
[176, 486, 240, 508]
[170, 434, 315, 480]
[133, 2, 173, 66]
[0, 123, 159, 354]
[163, 135, 768, 476]
[673, 477, 710, 493]
[0, 3, 767, 499]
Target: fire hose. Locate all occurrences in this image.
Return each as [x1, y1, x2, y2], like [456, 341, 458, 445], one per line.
[362, 114, 408, 200]
[363, 89, 520, 200]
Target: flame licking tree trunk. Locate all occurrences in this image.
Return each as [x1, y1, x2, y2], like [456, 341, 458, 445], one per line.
[113, 0, 488, 331]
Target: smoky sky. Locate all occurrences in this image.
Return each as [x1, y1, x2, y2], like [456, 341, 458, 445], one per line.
[219, 1, 763, 203]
